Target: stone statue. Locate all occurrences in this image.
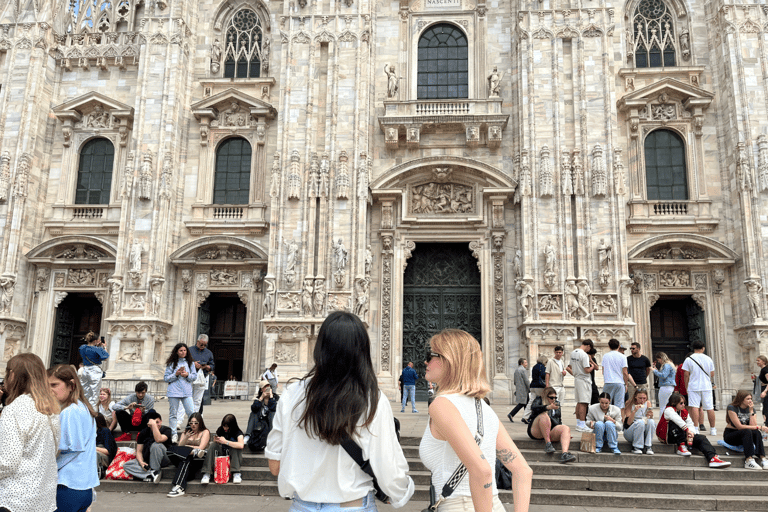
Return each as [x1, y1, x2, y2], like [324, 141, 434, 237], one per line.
[108, 277, 123, 314]
[384, 64, 398, 98]
[301, 278, 314, 317]
[129, 239, 142, 272]
[576, 279, 592, 319]
[487, 66, 501, 98]
[565, 279, 579, 319]
[745, 279, 763, 319]
[333, 238, 348, 272]
[365, 245, 373, 276]
[284, 239, 298, 273]
[354, 277, 369, 317]
[150, 278, 163, 316]
[210, 38, 222, 74]
[313, 277, 326, 316]
[543, 241, 557, 290]
[87, 104, 110, 128]
[598, 239, 612, 288]
[513, 249, 522, 279]
[0, 275, 15, 314]
[620, 279, 633, 320]
[516, 280, 534, 319]
[263, 279, 275, 317]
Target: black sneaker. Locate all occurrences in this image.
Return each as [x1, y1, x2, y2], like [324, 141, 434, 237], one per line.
[544, 442, 556, 454]
[521, 418, 529, 425]
[507, 412, 515, 423]
[151, 470, 162, 484]
[560, 452, 577, 464]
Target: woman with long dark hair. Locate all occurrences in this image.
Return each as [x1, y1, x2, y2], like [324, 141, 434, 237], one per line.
[266, 311, 414, 510]
[723, 390, 768, 470]
[167, 412, 210, 497]
[201, 413, 244, 484]
[164, 343, 197, 444]
[0, 353, 60, 512]
[48, 364, 100, 511]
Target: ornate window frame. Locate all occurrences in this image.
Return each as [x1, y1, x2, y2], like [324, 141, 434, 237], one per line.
[617, 77, 716, 233]
[210, 0, 272, 80]
[624, 0, 692, 68]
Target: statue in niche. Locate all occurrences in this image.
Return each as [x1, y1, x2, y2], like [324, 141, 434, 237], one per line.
[384, 64, 398, 98]
[130, 239, 142, 272]
[261, 39, 271, 74]
[86, 104, 111, 128]
[565, 279, 579, 319]
[333, 239, 348, 272]
[320, 154, 330, 197]
[210, 38, 222, 74]
[301, 278, 314, 317]
[745, 279, 763, 319]
[487, 66, 501, 98]
[354, 277, 369, 317]
[576, 279, 592, 319]
[598, 239, 612, 288]
[513, 249, 522, 279]
[263, 279, 275, 317]
[313, 277, 326, 316]
[284, 239, 298, 273]
[620, 279, 633, 320]
[543, 241, 556, 290]
[516, 280, 534, 319]
[365, 246, 373, 276]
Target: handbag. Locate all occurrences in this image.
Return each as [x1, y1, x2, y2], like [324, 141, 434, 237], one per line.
[495, 459, 512, 490]
[420, 398, 485, 512]
[214, 454, 230, 484]
[579, 432, 596, 453]
[193, 369, 207, 388]
[131, 407, 143, 427]
[105, 447, 136, 480]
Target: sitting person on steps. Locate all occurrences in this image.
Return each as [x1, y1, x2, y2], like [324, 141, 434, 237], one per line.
[167, 412, 211, 497]
[723, 390, 768, 470]
[200, 414, 244, 485]
[528, 386, 576, 463]
[112, 381, 156, 441]
[123, 411, 174, 483]
[622, 388, 655, 455]
[586, 392, 623, 454]
[656, 392, 730, 469]
[245, 380, 277, 452]
[95, 413, 117, 479]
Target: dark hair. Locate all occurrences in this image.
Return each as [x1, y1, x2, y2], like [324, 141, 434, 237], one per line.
[666, 391, 685, 408]
[588, 347, 597, 356]
[581, 339, 594, 349]
[145, 410, 162, 421]
[608, 339, 620, 350]
[95, 412, 108, 429]
[135, 381, 148, 393]
[691, 340, 705, 351]
[221, 413, 241, 432]
[518, 357, 526, 366]
[165, 343, 194, 369]
[631, 342, 641, 349]
[598, 392, 611, 401]
[188, 412, 207, 432]
[296, 311, 379, 445]
[554, 346, 563, 352]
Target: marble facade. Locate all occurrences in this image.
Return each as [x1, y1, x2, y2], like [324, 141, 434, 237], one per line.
[0, 0, 766, 401]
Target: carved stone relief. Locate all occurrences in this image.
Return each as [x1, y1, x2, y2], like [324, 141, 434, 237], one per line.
[493, 252, 505, 374]
[54, 272, 66, 288]
[117, 340, 143, 362]
[659, 270, 691, 288]
[3, 338, 19, 362]
[196, 290, 210, 306]
[54, 291, 69, 308]
[592, 294, 617, 314]
[210, 268, 238, 286]
[68, 269, 96, 286]
[277, 293, 300, 311]
[275, 342, 299, 363]
[327, 293, 352, 312]
[538, 294, 561, 312]
[693, 273, 707, 290]
[36, 268, 50, 292]
[410, 183, 473, 214]
[181, 269, 192, 292]
[127, 293, 146, 310]
[643, 273, 657, 291]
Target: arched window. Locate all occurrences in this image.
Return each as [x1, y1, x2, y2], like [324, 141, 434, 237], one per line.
[644, 129, 688, 200]
[214, 138, 252, 205]
[417, 24, 468, 100]
[633, 0, 677, 68]
[224, 9, 263, 78]
[75, 138, 114, 204]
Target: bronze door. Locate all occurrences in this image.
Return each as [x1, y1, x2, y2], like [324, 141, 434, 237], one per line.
[402, 243, 481, 400]
[51, 294, 103, 366]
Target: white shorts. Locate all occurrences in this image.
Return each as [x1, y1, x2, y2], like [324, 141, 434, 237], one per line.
[687, 389, 713, 410]
[574, 379, 592, 404]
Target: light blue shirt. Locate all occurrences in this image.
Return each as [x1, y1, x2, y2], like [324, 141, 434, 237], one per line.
[653, 362, 676, 388]
[57, 401, 99, 490]
[164, 360, 197, 398]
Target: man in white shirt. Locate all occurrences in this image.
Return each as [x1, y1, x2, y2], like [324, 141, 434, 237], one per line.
[545, 346, 566, 400]
[602, 338, 630, 408]
[566, 339, 596, 432]
[682, 340, 717, 435]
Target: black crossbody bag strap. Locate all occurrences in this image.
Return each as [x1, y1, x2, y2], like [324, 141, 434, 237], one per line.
[340, 438, 390, 503]
[686, 356, 712, 384]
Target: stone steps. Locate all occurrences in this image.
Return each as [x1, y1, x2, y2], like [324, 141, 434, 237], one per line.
[105, 438, 768, 510]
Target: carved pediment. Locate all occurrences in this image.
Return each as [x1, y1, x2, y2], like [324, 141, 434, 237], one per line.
[627, 234, 739, 263]
[639, 244, 710, 260]
[26, 235, 118, 263]
[170, 236, 268, 264]
[53, 92, 134, 127]
[191, 88, 277, 125]
[617, 77, 714, 114]
[410, 182, 475, 215]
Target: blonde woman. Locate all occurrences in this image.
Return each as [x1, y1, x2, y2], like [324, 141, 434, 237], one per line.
[653, 352, 676, 417]
[622, 388, 655, 455]
[0, 353, 60, 512]
[419, 329, 532, 512]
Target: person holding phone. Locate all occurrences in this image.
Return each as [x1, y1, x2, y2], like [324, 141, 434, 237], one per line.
[622, 388, 655, 455]
[123, 411, 174, 483]
[78, 331, 109, 410]
[528, 386, 576, 463]
[164, 343, 197, 444]
[200, 414, 245, 484]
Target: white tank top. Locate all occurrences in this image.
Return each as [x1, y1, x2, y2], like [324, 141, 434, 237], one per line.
[418, 394, 499, 498]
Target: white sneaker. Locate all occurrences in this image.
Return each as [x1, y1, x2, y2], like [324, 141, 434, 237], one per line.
[200, 473, 210, 485]
[171, 432, 178, 444]
[243, 435, 250, 444]
[645, 447, 654, 455]
[745, 458, 762, 470]
[762, 458, 768, 470]
[167, 485, 185, 497]
[631, 448, 643, 454]
[233, 472, 242, 484]
[575, 425, 593, 433]
[710, 427, 717, 436]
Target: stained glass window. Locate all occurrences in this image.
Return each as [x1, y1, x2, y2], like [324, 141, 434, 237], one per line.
[417, 24, 468, 100]
[224, 9, 263, 78]
[633, 0, 677, 68]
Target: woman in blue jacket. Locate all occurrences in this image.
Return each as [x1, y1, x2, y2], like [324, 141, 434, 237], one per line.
[78, 332, 109, 410]
[164, 343, 198, 444]
[653, 352, 676, 416]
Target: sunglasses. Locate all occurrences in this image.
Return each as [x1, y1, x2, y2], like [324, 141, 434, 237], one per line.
[427, 352, 442, 362]
[547, 395, 557, 399]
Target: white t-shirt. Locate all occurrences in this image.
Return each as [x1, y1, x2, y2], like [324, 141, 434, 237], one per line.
[681, 353, 714, 391]
[601, 351, 627, 384]
[265, 379, 414, 507]
[570, 348, 591, 382]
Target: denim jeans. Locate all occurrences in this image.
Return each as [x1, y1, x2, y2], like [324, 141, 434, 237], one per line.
[401, 385, 416, 411]
[602, 383, 626, 409]
[168, 396, 195, 432]
[290, 492, 377, 512]
[593, 421, 619, 450]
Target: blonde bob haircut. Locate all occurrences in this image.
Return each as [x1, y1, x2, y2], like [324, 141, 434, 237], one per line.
[429, 329, 490, 398]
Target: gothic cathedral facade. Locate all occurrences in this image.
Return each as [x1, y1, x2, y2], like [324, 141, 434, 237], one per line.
[0, 0, 765, 401]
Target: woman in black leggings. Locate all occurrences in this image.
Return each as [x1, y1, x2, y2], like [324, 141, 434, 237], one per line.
[724, 390, 768, 470]
[166, 413, 210, 497]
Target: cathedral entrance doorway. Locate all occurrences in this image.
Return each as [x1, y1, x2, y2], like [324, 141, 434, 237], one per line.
[197, 292, 246, 381]
[51, 293, 103, 366]
[650, 296, 705, 366]
[402, 243, 481, 401]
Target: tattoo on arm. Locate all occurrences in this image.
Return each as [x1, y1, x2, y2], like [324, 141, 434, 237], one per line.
[483, 482, 492, 489]
[496, 448, 518, 464]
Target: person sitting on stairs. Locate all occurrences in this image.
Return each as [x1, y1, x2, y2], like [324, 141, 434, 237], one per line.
[656, 392, 730, 469]
[723, 390, 768, 470]
[586, 392, 623, 454]
[528, 386, 576, 463]
[622, 388, 655, 455]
